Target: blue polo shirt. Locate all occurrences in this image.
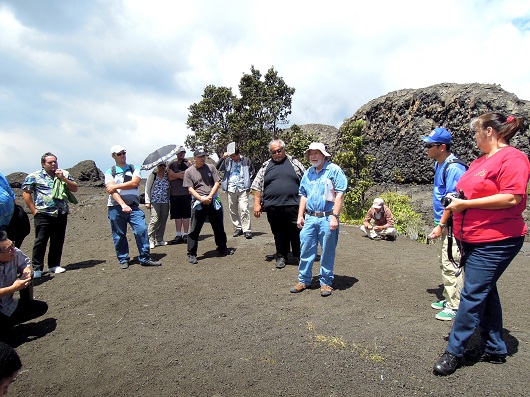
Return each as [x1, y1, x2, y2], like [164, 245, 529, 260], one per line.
[299, 162, 348, 213]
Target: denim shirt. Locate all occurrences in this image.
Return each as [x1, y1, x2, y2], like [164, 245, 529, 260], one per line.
[299, 162, 348, 213]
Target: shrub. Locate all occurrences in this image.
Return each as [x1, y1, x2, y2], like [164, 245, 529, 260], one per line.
[379, 192, 426, 240]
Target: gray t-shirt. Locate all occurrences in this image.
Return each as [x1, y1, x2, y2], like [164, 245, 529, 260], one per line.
[183, 164, 220, 196]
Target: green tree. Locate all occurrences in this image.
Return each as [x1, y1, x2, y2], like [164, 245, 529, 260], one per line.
[334, 119, 375, 220]
[185, 66, 296, 164]
[185, 85, 236, 155]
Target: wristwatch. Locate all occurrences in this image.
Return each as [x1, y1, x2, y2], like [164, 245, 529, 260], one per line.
[438, 223, 446, 230]
[331, 213, 340, 219]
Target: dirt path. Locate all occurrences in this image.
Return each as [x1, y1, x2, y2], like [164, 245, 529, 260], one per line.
[8, 187, 530, 396]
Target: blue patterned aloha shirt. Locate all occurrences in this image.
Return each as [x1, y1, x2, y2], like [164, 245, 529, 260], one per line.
[22, 169, 74, 216]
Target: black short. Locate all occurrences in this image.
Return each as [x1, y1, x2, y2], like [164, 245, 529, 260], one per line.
[170, 195, 192, 219]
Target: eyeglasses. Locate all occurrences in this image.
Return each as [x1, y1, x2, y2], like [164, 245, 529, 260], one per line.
[270, 148, 284, 155]
[0, 242, 15, 254]
[114, 151, 126, 156]
[424, 143, 441, 149]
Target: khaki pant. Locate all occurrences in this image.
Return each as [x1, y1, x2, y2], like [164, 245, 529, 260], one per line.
[227, 190, 251, 233]
[438, 228, 463, 310]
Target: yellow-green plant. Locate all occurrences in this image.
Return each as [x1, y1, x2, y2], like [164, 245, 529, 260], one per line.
[379, 192, 426, 240]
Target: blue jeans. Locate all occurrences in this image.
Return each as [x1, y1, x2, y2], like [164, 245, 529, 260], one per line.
[297, 214, 339, 286]
[446, 236, 524, 357]
[108, 205, 150, 264]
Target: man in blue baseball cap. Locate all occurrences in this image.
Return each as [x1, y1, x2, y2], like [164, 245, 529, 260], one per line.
[421, 127, 467, 321]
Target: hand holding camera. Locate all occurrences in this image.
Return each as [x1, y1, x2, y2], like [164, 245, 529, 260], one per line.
[441, 190, 467, 212]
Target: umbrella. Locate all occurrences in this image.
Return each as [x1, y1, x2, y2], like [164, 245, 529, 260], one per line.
[141, 144, 178, 170]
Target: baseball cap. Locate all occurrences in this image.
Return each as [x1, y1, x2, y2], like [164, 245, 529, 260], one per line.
[372, 198, 384, 209]
[304, 142, 331, 160]
[177, 145, 186, 153]
[193, 149, 207, 157]
[421, 127, 452, 144]
[110, 145, 125, 154]
[227, 142, 236, 155]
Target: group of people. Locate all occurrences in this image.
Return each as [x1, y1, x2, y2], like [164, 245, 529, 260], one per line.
[0, 111, 528, 381]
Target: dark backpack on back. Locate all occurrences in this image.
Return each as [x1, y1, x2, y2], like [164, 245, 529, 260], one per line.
[441, 158, 468, 186]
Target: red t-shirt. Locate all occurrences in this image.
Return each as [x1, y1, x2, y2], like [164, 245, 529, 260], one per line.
[453, 146, 529, 243]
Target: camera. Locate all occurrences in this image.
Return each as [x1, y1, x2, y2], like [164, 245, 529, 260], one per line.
[441, 190, 466, 207]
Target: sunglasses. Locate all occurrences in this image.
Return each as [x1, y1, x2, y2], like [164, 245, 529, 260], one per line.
[114, 151, 126, 156]
[424, 143, 441, 149]
[0, 242, 15, 254]
[270, 149, 284, 155]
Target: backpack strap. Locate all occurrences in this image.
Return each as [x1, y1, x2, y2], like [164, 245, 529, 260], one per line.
[111, 164, 135, 177]
[442, 158, 468, 186]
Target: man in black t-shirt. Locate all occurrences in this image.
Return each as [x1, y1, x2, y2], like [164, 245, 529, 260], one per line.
[251, 140, 306, 269]
[167, 146, 192, 243]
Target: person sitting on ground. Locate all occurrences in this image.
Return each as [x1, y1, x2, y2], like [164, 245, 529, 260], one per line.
[145, 161, 171, 249]
[0, 231, 48, 333]
[360, 198, 397, 240]
[0, 342, 22, 396]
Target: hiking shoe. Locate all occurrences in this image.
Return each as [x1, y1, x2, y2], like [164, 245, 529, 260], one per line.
[141, 260, 162, 267]
[275, 257, 286, 269]
[155, 241, 168, 246]
[464, 349, 506, 364]
[188, 254, 198, 264]
[149, 242, 155, 249]
[182, 235, 188, 243]
[119, 262, 129, 269]
[49, 266, 66, 274]
[244, 231, 253, 239]
[436, 307, 457, 321]
[431, 299, 447, 310]
[290, 282, 308, 293]
[320, 284, 333, 297]
[33, 270, 42, 279]
[233, 230, 243, 237]
[433, 351, 461, 376]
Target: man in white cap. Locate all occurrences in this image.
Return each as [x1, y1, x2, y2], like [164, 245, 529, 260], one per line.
[105, 145, 161, 269]
[360, 198, 397, 240]
[290, 142, 348, 297]
[216, 142, 255, 239]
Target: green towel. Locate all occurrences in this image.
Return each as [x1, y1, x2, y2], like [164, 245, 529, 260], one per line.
[52, 178, 78, 204]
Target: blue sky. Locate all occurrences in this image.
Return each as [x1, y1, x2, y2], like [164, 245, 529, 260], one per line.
[1, 0, 529, 175]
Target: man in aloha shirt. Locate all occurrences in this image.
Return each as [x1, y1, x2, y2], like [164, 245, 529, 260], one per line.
[22, 153, 78, 278]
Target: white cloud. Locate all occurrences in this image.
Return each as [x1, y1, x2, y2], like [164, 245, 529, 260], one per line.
[1, 0, 529, 175]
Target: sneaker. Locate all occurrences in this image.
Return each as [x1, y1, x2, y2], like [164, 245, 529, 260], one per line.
[431, 299, 447, 310]
[33, 270, 42, 279]
[141, 260, 162, 267]
[275, 257, 286, 269]
[436, 307, 457, 321]
[233, 229, 243, 237]
[320, 284, 333, 297]
[149, 242, 155, 249]
[188, 254, 198, 264]
[290, 282, 308, 293]
[155, 241, 168, 246]
[244, 231, 253, 239]
[119, 262, 129, 269]
[49, 266, 66, 274]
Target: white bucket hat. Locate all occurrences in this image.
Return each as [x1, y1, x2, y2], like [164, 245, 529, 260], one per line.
[304, 142, 331, 160]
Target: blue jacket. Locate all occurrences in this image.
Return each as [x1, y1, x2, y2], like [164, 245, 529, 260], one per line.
[216, 156, 255, 192]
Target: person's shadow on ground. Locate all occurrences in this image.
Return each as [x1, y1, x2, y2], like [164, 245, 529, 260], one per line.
[5, 318, 57, 347]
[308, 274, 358, 290]
[65, 259, 106, 271]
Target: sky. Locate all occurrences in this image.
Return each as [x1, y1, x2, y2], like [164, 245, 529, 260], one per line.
[1, 0, 529, 175]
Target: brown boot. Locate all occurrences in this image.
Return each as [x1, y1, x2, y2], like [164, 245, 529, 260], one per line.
[320, 284, 333, 297]
[290, 282, 308, 293]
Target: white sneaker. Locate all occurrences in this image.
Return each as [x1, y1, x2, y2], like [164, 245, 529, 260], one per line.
[155, 241, 168, 246]
[33, 270, 42, 279]
[49, 266, 66, 274]
[149, 242, 155, 249]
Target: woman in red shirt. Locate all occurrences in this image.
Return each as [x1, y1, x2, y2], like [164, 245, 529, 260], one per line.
[433, 112, 530, 376]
